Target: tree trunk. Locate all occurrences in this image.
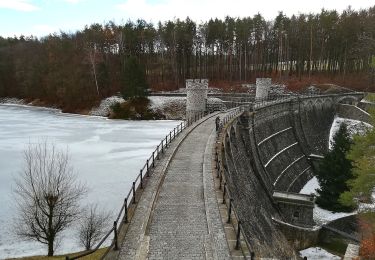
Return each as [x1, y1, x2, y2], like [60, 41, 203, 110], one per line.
[48, 242, 54, 256]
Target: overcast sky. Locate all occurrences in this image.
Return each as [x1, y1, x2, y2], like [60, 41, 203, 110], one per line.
[0, 0, 374, 37]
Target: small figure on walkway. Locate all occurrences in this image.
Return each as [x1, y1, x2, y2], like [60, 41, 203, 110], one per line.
[215, 116, 220, 131]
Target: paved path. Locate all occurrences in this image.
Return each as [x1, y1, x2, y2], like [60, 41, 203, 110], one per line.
[116, 115, 230, 260]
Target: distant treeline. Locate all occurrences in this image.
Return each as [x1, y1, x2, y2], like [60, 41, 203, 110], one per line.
[0, 6, 374, 110]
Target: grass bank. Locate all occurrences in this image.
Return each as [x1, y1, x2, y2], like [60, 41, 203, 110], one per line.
[7, 248, 107, 260]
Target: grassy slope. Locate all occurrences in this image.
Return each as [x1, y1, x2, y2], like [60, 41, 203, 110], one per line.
[7, 248, 107, 260]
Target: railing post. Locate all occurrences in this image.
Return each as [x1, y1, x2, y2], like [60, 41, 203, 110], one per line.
[235, 220, 241, 250]
[152, 152, 155, 167]
[146, 159, 150, 177]
[227, 199, 233, 223]
[124, 198, 128, 223]
[113, 221, 119, 250]
[174, 128, 176, 138]
[161, 140, 164, 153]
[219, 170, 223, 189]
[217, 162, 220, 178]
[132, 182, 136, 204]
[222, 182, 226, 204]
[250, 252, 255, 260]
[140, 170, 143, 189]
[169, 132, 172, 142]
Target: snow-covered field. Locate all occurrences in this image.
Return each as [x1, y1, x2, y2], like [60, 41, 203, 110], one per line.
[300, 247, 341, 260]
[0, 104, 180, 258]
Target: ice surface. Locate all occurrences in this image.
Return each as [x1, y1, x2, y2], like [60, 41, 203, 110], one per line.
[299, 247, 340, 260]
[0, 104, 180, 258]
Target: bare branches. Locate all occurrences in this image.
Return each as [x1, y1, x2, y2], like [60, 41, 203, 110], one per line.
[77, 204, 110, 250]
[13, 141, 87, 256]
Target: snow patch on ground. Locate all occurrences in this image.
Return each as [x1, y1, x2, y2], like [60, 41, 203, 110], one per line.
[89, 96, 125, 117]
[149, 96, 186, 119]
[300, 247, 340, 260]
[0, 97, 25, 105]
[85, 95, 226, 119]
[300, 177, 355, 225]
[149, 96, 185, 111]
[329, 116, 373, 149]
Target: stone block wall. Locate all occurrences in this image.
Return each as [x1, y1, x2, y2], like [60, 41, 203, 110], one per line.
[273, 219, 320, 250]
[298, 97, 336, 155]
[221, 117, 297, 258]
[255, 78, 272, 99]
[186, 79, 208, 120]
[220, 93, 365, 257]
[336, 104, 372, 124]
[253, 102, 314, 192]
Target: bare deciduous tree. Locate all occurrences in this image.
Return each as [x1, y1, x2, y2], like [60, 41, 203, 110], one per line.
[13, 141, 86, 256]
[77, 204, 110, 250]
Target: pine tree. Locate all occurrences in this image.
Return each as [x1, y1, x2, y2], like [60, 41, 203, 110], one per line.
[340, 109, 375, 208]
[121, 56, 148, 99]
[316, 123, 354, 212]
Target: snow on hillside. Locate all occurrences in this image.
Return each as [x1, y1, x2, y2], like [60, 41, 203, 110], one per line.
[0, 97, 25, 105]
[329, 116, 372, 149]
[89, 96, 125, 117]
[149, 96, 186, 119]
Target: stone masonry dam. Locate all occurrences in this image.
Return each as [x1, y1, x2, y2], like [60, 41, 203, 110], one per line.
[67, 87, 368, 260]
[219, 93, 367, 258]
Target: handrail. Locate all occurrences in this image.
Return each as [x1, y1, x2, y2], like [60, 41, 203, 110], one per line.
[215, 107, 254, 259]
[66, 111, 207, 260]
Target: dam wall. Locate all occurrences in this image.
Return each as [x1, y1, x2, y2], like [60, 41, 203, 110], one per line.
[220, 93, 365, 257]
[221, 113, 297, 258]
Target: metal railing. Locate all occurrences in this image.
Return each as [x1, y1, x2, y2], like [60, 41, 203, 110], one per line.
[215, 108, 255, 260]
[66, 111, 207, 260]
[216, 106, 247, 133]
[252, 91, 365, 109]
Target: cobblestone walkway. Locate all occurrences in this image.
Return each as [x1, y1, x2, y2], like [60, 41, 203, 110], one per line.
[146, 117, 226, 260]
[116, 115, 230, 260]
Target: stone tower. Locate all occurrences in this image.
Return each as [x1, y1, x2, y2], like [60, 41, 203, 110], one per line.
[186, 79, 208, 121]
[255, 78, 272, 100]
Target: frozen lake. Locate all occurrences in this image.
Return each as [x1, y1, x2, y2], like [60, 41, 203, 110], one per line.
[0, 104, 180, 258]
